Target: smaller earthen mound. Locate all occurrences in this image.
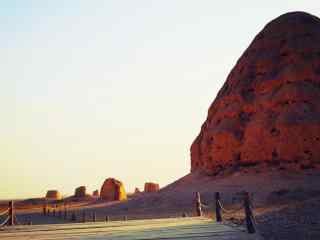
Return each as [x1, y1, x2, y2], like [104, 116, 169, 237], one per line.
[144, 182, 160, 192]
[74, 186, 86, 198]
[100, 178, 127, 201]
[45, 190, 62, 200]
[134, 187, 141, 194]
[92, 190, 99, 197]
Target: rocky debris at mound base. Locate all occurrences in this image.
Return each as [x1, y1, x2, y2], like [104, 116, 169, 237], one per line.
[191, 11, 320, 176]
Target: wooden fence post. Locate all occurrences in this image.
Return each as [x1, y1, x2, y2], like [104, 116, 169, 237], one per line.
[195, 192, 202, 217]
[215, 192, 222, 222]
[8, 201, 14, 226]
[43, 204, 47, 216]
[64, 209, 67, 220]
[71, 212, 76, 222]
[244, 192, 256, 234]
[82, 211, 86, 223]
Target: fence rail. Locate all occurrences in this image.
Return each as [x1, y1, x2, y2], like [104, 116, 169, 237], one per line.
[194, 191, 257, 234]
[0, 201, 16, 227]
[42, 204, 113, 223]
[2, 192, 258, 235]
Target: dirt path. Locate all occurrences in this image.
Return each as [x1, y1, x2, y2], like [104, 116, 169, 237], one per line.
[0, 217, 263, 240]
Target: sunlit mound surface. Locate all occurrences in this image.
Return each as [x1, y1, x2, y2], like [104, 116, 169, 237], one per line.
[191, 12, 320, 175]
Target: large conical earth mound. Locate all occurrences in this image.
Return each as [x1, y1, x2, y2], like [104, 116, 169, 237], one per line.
[191, 12, 320, 175]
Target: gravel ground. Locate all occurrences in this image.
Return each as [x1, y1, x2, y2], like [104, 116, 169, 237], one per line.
[256, 198, 320, 240]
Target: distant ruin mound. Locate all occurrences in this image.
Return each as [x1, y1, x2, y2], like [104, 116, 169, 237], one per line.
[74, 186, 86, 198]
[191, 12, 320, 175]
[92, 190, 99, 197]
[144, 182, 160, 192]
[100, 178, 127, 201]
[45, 190, 62, 200]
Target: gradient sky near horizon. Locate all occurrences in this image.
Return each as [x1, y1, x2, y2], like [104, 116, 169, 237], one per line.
[1, 1, 319, 199]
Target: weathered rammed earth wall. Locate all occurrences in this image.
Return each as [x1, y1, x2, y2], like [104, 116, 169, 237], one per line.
[144, 183, 160, 192]
[100, 178, 127, 201]
[191, 12, 320, 175]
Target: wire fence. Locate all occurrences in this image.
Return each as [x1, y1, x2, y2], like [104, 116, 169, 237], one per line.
[194, 191, 257, 234]
[1, 192, 257, 234]
[43, 203, 99, 223]
[0, 201, 20, 227]
[34, 192, 259, 234]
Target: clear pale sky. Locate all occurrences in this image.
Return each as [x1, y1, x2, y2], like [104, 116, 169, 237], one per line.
[1, 1, 319, 199]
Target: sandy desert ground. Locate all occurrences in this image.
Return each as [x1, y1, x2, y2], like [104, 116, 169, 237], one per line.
[1, 169, 320, 239]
